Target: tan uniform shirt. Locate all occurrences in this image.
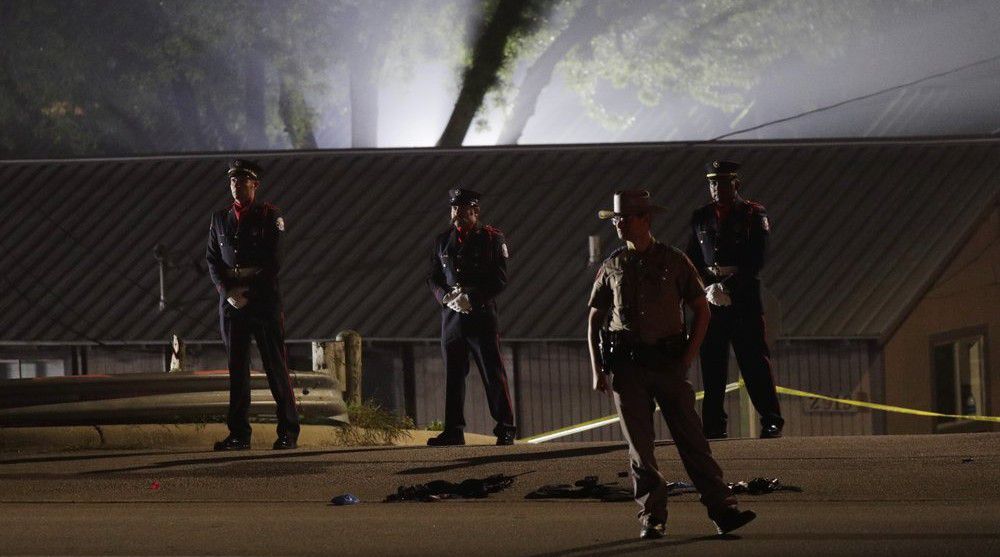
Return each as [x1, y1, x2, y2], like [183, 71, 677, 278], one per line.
[589, 240, 705, 344]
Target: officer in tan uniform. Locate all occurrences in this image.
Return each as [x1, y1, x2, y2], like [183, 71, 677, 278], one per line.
[588, 190, 755, 539]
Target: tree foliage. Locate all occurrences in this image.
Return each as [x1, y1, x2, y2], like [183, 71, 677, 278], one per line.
[557, 0, 879, 133]
[436, 0, 549, 147]
[1, 0, 946, 155]
[0, 0, 466, 157]
[464, 0, 896, 144]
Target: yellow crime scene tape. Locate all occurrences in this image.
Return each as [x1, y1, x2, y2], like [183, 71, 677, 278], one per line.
[774, 385, 1000, 423]
[524, 380, 1000, 444]
[524, 381, 743, 444]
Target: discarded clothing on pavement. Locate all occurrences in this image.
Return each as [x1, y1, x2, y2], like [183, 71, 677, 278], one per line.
[385, 474, 516, 502]
[525, 476, 632, 502]
[729, 477, 803, 494]
[666, 477, 802, 496]
[330, 493, 360, 506]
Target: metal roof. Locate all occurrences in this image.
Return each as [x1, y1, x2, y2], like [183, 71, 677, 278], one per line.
[2, 137, 998, 344]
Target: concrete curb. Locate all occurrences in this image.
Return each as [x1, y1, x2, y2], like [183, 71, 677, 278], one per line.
[0, 425, 499, 452]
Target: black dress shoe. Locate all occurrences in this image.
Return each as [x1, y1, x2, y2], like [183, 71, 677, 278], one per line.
[639, 520, 665, 539]
[710, 506, 756, 535]
[705, 430, 728, 440]
[495, 429, 516, 446]
[213, 436, 251, 451]
[760, 424, 783, 439]
[427, 430, 465, 446]
[273, 435, 298, 450]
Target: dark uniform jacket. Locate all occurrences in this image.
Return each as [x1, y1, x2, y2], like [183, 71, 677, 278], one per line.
[428, 224, 509, 329]
[685, 200, 769, 313]
[206, 202, 285, 309]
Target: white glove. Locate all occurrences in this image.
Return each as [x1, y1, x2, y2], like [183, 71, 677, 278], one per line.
[442, 289, 460, 306]
[705, 283, 732, 307]
[446, 293, 472, 314]
[226, 287, 249, 309]
[442, 287, 470, 314]
[453, 292, 472, 313]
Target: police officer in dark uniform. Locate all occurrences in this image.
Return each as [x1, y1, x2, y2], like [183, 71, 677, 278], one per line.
[686, 160, 784, 439]
[426, 188, 516, 446]
[206, 159, 300, 451]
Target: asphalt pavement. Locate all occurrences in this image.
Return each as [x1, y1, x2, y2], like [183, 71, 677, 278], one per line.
[1, 432, 998, 556]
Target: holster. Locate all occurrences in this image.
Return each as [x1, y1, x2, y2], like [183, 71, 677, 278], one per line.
[598, 329, 615, 372]
[601, 330, 687, 372]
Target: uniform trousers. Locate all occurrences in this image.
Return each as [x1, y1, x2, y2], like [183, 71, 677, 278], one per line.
[610, 357, 735, 525]
[220, 303, 300, 440]
[441, 312, 515, 434]
[699, 306, 783, 434]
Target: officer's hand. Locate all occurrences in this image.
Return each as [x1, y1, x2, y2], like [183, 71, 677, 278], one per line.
[705, 283, 732, 307]
[445, 295, 470, 314]
[593, 372, 610, 394]
[455, 293, 472, 313]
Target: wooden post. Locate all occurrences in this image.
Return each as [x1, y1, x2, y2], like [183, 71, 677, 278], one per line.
[312, 340, 347, 395]
[311, 342, 325, 372]
[336, 330, 362, 406]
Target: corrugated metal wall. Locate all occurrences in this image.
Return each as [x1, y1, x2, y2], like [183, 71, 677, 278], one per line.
[9, 336, 881, 438]
[81, 342, 315, 376]
[772, 339, 883, 436]
[87, 346, 165, 375]
[362, 338, 883, 440]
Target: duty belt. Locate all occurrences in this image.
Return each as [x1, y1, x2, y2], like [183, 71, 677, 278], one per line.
[600, 330, 687, 371]
[223, 267, 262, 280]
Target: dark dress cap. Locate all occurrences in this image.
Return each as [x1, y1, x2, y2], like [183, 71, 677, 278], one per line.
[449, 188, 481, 206]
[705, 160, 740, 178]
[227, 159, 263, 181]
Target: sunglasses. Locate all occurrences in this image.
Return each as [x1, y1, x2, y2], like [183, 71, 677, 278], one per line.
[611, 213, 646, 225]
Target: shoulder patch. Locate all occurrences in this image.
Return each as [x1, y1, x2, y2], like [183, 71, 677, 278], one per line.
[483, 224, 504, 238]
[276, 216, 286, 232]
[260, 203, 280, 220]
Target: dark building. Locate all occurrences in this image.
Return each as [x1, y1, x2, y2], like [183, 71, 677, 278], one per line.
[2, 137, 997, 438]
